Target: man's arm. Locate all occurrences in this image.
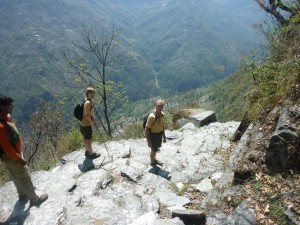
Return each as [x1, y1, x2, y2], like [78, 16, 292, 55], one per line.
[145, 127, 152, 148]
[162, 112, 166, 143]
[162, 125, 166, 143]
[145, 115, 155, 148]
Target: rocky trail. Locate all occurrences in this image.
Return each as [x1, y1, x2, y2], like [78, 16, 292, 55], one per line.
[1, 108, 299, 225]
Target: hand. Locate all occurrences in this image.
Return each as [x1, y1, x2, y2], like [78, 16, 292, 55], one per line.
[18, 157, 28, 166]
[91, 115, 95, 121]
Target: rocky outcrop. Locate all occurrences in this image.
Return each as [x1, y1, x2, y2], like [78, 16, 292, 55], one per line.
[176, 109, 217, 128]
[232, 112, 250, 142]
[267, 106, 300, 172]
[4, 104, 299, 225]
[0, 117, 240, 225]
[4, 105, 299, 225]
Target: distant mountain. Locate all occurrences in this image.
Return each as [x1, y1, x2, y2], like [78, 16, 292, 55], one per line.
[0, 0, 266, 121]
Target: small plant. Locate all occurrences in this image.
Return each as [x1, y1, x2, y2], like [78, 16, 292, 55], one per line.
[176, 183, 190, 196]
[269, 200, 289, 225]
[251, 181, 264, 190]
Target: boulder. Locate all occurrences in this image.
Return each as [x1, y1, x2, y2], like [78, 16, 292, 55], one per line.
[267, 106, 300, 172]
[188, 110, 216, 127]
[226, 200, 256, 225]
[165, 130, 181, 140]
[195, 179, 214, 193]
[285, 205, 300, 225]
[176, 110, 217, 128]
[155, 192, 190, 207]
[206, 210, 228, 225]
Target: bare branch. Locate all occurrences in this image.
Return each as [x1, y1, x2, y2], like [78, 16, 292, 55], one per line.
[254, 0, 299, 25]
[62, 25, 128, 137]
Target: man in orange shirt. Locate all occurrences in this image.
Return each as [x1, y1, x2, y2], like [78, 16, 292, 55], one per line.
[0, 95, 48, 206]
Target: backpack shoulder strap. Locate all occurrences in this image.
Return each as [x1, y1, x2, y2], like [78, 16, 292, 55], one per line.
[150, 111, 158, 123]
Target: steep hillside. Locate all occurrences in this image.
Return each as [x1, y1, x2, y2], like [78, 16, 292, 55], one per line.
[0, 0, 265, 121]
[118, 0, 265, 92]
[0, 6, 300, 224]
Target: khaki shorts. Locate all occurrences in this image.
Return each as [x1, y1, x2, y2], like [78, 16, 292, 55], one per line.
[80, 125, 93, 140]
[150, 132, 163, 152]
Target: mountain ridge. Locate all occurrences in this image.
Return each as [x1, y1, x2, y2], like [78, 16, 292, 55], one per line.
[0, 0, 266, 121]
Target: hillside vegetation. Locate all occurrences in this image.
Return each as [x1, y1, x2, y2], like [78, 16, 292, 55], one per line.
[0, 2, 300, 224]
[0, 0, 265, 121]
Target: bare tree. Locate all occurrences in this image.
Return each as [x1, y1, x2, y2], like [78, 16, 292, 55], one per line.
[62, 25, 128, 137]
[21, 101, 63, 169]
[255, 0, 300, 25]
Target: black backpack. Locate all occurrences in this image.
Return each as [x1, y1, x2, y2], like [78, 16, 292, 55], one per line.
[143, 112, 156, 129]
[74, 100, 87, 121]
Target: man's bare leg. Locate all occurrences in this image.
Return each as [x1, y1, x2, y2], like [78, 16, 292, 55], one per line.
[85, 139, 93, 154]
[150, 150, 157, 164]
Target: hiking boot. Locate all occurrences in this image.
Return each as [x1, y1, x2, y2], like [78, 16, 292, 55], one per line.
[150, 159, 163, 166]
[155, 159, 164, 166]
[30, 193, 48, 207]
[18, 194, 28, 202]
[86, 152, 100, 160]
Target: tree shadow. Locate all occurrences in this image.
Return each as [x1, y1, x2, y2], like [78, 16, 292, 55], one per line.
[2, 200, 30, 225]
[148, 165, 171, 180]
[78, 158, 95, 172]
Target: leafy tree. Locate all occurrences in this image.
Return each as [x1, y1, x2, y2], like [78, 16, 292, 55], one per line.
[62, 26, 128, 137]
[255, 0, 300, 25]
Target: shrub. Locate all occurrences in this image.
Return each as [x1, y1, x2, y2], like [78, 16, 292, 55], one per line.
[65, 128, 84, 151]
[121, 122, 145, 139]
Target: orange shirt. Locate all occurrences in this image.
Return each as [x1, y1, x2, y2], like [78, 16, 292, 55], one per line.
[0, 114, 22, 160]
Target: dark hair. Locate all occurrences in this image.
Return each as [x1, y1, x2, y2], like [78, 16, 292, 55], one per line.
[0, 95, 14, 107]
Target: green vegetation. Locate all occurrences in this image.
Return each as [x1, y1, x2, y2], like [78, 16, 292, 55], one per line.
[121, 123, 145, 140]
[64, 128, 84, 151]
[176, 183, 190, 196]
[0, 0, 265, 122]
[247, 172, 299, 225]
[269, 200, 289, 225]
[171, 24, 300, 123]
[0, 102, 70, 185]
[246, 24, 300, 121]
